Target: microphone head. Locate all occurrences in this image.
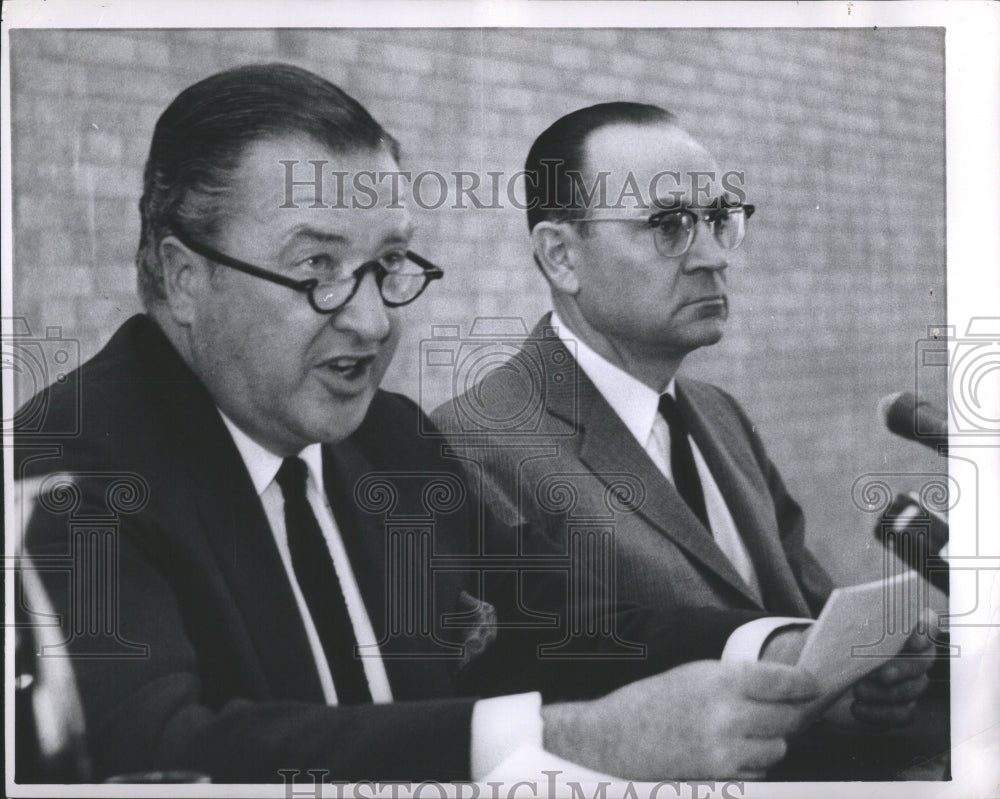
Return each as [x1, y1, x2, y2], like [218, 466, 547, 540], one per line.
[879, 390, 948, 448]
[878, 391, 913, 426]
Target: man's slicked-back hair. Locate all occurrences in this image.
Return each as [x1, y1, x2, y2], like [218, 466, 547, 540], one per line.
[524, 101, 677, 232]
[136, 63, 399, 306]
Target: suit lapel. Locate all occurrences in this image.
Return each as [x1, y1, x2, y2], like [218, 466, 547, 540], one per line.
[325, 425, 460, 701]
[536, 319, 763, 608]
[136, 318, 327, 702]
[194, 448, 330, 700]
[321, 440, 386, 666]
[677, 382, 811, 616]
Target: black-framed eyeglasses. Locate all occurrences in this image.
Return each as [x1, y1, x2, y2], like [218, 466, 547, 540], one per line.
[572, 203, 755, 258]
[170, 228, 444, 314]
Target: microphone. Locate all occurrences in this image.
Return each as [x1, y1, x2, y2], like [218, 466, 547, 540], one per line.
[873, 492, 949, 595]
[878, 391, 948, 449]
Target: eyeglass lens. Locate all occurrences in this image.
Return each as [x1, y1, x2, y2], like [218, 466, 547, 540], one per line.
[310, 258, 431, 311]
[654, 208, 748, 257]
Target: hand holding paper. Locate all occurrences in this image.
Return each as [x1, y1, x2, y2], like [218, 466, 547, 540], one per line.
[847, 628, 934, 728]
[763, 571, 936, 729]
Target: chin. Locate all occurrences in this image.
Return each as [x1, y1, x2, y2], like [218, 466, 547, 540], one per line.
[702, 326, 726, 345]
[321, 393, 377, 443]
[681, 320, 726, 349]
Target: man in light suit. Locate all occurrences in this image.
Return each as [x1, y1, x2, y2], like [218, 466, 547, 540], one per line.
[13, 67, 827, 784]
[431, 103, 935, 751]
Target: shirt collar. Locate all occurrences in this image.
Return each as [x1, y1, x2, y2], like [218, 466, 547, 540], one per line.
[218, 411, 325, 496]
[550, 310, 676, 443]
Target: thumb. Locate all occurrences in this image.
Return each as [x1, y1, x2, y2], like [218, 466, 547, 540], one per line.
[737, 661, 820, 703]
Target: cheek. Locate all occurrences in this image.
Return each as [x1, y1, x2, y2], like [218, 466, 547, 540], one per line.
[198, 301, 310, 397]
[581, 259, 655, 316]
[372, 318, 401, 382]
[213, 313, 270, 371]
[195, 319, 263, 403]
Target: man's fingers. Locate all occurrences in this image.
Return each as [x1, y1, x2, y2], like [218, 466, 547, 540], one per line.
[736, 737, 789, 772]
[851, 699, 918, 728]
[914, 609, 943, 644]
[902, 629, 936, 653]
[737, 662, 820, 703]
[759, 628, 807, 665]
[873, 654, 934, 685]
[734, 702, 807, 738]
[855, 673, 929, 703]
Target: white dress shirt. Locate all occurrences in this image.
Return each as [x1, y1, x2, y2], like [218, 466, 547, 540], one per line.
[551, 311, 763, 601]
[550, 312, 807, 657]
[220, 415, 394, 705]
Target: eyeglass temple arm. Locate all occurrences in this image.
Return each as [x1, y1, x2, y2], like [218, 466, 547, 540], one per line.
[650, 203, 756, 222]
[174, 226, 444, 287]
[169, 228, 315, 292]
[573, 203, 756, 226]
[405, 250, 444, 278]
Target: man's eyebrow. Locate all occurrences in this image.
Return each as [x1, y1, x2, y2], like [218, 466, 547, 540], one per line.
[649, 196, 687, 211]
[281, 222, 416, 247]
[650, 196, 733, 212]
[380, 222, 417, 246]
[282, 226, 350, 246]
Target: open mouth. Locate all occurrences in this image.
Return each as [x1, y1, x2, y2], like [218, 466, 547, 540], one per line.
[319, 354, 377, 382]
[687, 295, 727, 308]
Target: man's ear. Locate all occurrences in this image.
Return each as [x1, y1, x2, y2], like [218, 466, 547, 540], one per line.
[157, 235, 207, 326]
[531, 221, 581, 295]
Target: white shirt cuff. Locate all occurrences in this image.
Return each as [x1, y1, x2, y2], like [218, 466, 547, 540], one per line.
[471, 693, 618, 783]
[470, 621, 814, 782]
[470, 693, 543, 780]
[722, 617, 812, 662]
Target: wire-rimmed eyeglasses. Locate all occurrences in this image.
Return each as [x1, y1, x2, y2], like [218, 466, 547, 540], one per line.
[170, 227, 444, 314]
[571, 203, 755, 258]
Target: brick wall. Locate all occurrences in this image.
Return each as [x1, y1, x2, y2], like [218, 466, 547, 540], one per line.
[9, 28, 946, 583]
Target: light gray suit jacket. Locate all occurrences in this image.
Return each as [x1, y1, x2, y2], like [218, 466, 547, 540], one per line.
[431, 316, 833, 630]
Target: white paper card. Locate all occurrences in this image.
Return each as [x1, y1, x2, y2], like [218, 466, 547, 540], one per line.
[797, 571, 921, 718]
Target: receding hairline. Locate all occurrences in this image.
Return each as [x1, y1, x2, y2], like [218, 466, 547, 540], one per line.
[236, 129, 400, 158]
[201, 133, 404, 226]
[577, 120, 717, 180]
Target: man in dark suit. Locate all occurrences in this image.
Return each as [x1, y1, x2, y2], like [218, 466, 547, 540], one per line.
[431, 103, 935, 740]
[13, 67, 825, 784]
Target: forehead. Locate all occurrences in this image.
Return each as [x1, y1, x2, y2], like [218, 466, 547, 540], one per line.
[222, 134, 410, 246]
[581, 123, 722, 205]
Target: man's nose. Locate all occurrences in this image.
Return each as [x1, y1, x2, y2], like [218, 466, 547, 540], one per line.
[332, 268, 392, 341]
[682, 218, 729, 273]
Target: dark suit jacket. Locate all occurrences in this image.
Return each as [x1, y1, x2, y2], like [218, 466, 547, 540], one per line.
[15, 316, 485, 782]
[14, 315, 766, 783]
[431, 315, 834, 624]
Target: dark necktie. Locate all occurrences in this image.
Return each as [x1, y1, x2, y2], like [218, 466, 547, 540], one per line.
[658, 394, 711, 530]
[275, 457, 372, 704]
